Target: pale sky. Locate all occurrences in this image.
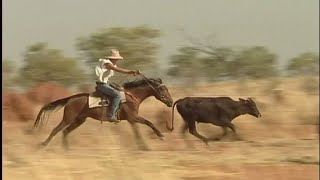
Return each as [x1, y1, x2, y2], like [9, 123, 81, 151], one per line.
[3, 0, 319, 70]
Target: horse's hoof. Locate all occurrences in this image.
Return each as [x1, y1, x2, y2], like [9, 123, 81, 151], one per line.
[24, 129, 35, 135]
[140, 147, 151, 151]
[63, 143, 69, 151]
[211, 137, 221, 141]
[159, 136, 165, 141]
[233, 136, 243, 141]
[138, 144, 151, 151]
[37, 142, 47, 149]
[203, 140, 209, 145]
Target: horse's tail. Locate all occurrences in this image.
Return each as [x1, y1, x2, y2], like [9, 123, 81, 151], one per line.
[33, 93, 88, 128]
[169, 98, 183, 132]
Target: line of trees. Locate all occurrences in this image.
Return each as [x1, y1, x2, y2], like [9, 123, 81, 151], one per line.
[3, 25, 319, 91]
[168, 46, 318, 83]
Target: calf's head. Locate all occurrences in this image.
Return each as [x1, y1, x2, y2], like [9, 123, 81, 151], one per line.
[239, 98, 262, 118]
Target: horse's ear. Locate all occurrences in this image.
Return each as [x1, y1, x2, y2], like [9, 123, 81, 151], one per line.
[239, 98, 246, 102]
[157, 78, 162, 83]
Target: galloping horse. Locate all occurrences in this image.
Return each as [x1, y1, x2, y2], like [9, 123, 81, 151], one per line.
[33, 77, 173, 150]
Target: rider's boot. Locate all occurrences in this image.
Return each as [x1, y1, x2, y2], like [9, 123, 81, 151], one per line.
[106, 103, 120, 123]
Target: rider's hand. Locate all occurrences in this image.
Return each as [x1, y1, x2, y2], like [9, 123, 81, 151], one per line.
[130, 70, 141, 76]
[135, 70, 141, 75]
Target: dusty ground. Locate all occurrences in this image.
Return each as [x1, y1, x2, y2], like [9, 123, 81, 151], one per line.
[3, 77, 319, 180]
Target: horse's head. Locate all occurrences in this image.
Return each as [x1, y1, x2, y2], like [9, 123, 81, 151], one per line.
[147, 78, 173, 107]
[123, 77, 173, 107]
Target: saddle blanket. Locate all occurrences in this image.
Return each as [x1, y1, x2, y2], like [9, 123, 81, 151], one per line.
[88, 91, 127, 108]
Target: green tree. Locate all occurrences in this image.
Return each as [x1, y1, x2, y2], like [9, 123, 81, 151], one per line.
[169, 32, 236, 82]
[168, 46, 236, 82]
[3, 59, 16, 90]
[167, 47, 206, 84]
[229, 46, 279, 79]
[201, 47, 234, 81]
[19, 42, 87, 88]
[76, 25, 161, 74]
[287, 52, 319, 76]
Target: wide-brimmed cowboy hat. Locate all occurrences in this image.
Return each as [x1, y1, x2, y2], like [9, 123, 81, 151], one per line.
[106, 49, 123, 60]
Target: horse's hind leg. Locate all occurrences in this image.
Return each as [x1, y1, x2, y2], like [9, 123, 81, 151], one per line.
[62, 116, 86, 150]
[41, 105, 79, 147]
[41, 120, 69, 146]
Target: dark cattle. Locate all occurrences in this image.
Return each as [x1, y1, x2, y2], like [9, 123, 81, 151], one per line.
[171, 97, 261, 144]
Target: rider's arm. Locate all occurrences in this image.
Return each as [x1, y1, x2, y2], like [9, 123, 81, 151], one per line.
[104, 63, 134, 74]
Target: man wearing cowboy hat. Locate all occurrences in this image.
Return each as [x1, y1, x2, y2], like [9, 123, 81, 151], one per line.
[95, 49, 140, 123]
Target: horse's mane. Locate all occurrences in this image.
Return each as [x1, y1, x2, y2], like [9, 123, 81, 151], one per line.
[122, 78, 162, 89]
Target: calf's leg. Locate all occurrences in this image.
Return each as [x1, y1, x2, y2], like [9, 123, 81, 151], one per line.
[225, 121, 243, 141]
[222, 127, 228, 137]
[188, 121, 210, 144]
[181, 123, 189, 135]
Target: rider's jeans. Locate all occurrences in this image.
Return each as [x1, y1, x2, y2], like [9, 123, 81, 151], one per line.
[96, 83, 121, 118]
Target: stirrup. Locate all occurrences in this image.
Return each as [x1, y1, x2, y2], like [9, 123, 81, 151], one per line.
[107, 116, 120, 124]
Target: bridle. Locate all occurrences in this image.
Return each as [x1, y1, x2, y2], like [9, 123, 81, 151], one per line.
[139, 73, 166, 99]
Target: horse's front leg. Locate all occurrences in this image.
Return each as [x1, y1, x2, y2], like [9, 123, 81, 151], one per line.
[121, 104, 150, 150]
[135, 116, 164, 140]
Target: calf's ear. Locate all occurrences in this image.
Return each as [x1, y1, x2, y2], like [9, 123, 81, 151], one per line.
[239, 98, 246, 102]
[248, 97, 254, 101]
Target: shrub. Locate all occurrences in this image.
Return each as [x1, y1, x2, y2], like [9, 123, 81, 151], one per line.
[3, 92, 35, 122]
[26, 81, 71, 104]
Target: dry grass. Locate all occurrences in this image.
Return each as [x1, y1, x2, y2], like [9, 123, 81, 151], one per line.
[3, 77, 319, 180]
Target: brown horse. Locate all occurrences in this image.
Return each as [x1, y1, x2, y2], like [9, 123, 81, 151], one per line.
[33, 77, 173, 150]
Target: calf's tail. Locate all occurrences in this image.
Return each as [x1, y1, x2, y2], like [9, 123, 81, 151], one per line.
[169, 98, 183, 132]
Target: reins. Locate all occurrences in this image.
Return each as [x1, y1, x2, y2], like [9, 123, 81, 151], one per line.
[139, 73, 165, 98]
[115, 73, 165, 103]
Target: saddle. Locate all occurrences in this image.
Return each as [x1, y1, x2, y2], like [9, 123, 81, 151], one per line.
[91, 90, 110, 106]
[92, 82, 123, 106]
